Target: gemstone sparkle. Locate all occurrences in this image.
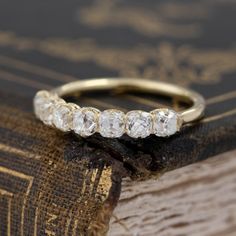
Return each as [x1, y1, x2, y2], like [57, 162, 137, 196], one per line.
[33, 91, 59, 126]
[99, 110, 125, 138]
[152, 109, 178, 137]
[126, 111, 152, 138]
[52, 103, 73, 131]
[72, 107, 100, 137]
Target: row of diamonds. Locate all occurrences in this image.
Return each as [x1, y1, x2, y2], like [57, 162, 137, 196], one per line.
[34, 90, 182, 138]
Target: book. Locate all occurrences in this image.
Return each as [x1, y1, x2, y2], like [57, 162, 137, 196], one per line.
[0, 0, 236, 235]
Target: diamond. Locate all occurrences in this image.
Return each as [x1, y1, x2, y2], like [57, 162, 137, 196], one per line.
[72, 107, 100, 137]
[126, 111, 152, 138]
[33, 91, 60, 126]
[72, 109, 83, 135]
[34, 90, 49, 118]
[152, 109, 179, 137]
[52, 103, 74, 131]
[99, 109, 125, 138]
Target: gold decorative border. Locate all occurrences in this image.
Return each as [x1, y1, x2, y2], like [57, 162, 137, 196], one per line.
[0, 189, 13, 236]
[0, 166, 34, 236]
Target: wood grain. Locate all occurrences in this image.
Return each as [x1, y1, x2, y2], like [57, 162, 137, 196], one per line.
[108, 149, 236, 236]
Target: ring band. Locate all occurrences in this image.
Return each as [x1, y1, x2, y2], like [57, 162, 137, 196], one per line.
[33, 78, 206, 138]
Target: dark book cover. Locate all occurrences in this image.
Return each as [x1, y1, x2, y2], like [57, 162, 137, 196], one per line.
[0, 0, 236, 235]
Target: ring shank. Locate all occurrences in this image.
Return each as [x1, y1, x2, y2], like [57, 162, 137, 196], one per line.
[51, 78, 205, 124]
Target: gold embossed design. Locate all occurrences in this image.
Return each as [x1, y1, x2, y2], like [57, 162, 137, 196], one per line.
[0, 32, 236, 86]
[0, 189, 13, 236]
[78, 0, 205, 38]
[0, 104, 117, 235]
[77, 0, 234, 38]
[0, 166, 33, 236]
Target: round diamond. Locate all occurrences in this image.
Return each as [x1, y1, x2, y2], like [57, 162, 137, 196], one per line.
[33, 91, 59, 126]
[99, 109, 125, 138]
[52, 103, 73, 131]
[72, 107, 100, 137]
[126, 111, 152, 138]
[152, 109, 179, 137]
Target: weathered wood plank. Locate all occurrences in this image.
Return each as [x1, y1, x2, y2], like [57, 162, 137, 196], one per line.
[109, 149, 236, 236]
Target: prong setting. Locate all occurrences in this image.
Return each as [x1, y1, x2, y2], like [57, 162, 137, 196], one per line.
[52, 102, 74, 132]
[72, 107, 100, 137]
[151, 109, 180, 137]
[126, 111, 152, 138]
[33, 90, 182, 139]
[99, 109, 125, 138]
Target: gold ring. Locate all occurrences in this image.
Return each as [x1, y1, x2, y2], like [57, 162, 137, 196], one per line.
[33, 78, 206, 138]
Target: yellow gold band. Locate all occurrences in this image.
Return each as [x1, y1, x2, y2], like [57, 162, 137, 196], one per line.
[34, 78, 205, 139]
[52, 78, 205, 124]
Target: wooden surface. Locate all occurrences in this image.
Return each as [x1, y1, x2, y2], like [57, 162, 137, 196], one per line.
[108, 149, 236, 236]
